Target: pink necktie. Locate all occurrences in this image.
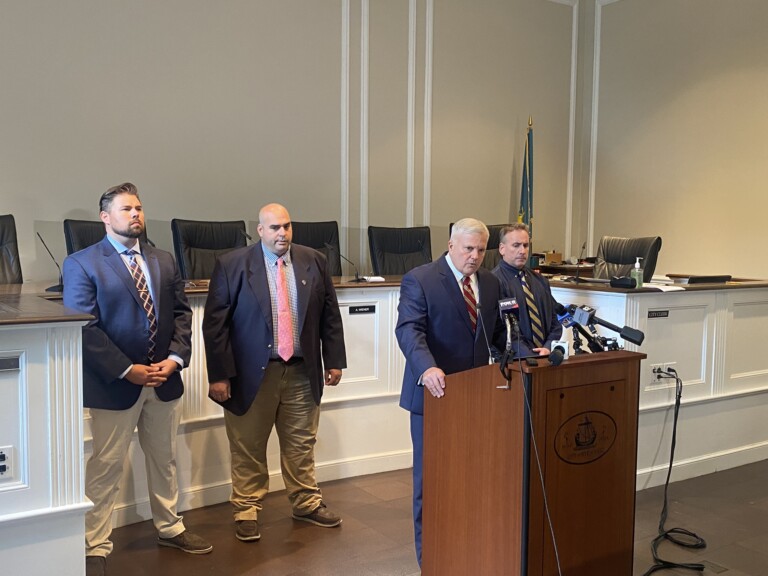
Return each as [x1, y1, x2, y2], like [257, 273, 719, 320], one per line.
[277, 257, 294, 361]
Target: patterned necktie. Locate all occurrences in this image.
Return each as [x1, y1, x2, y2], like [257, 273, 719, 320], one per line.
[462, 275, 477, 333]
[276, 257, 294, 361]
[518, 270, 544, 348]
[125, 250, 157, 361]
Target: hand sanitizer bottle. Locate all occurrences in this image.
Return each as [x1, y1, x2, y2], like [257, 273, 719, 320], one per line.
[631, 257, 644, 288]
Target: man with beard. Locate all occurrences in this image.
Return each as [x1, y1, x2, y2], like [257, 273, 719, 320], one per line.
[395, 217, 505, 565]
[64, 183, 212, 576]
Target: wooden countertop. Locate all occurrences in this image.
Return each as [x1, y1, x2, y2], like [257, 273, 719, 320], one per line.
[0, 290, 92, 326]
[4, 274, 768, 328]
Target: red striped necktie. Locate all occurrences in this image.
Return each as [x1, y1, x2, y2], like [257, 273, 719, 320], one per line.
[462, 275, 477, 333]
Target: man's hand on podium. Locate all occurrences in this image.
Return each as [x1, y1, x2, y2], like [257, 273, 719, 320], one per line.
[422, 367, 446, 398]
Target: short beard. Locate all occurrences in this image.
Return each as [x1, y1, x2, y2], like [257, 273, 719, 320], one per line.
[113, 223, 144, 239]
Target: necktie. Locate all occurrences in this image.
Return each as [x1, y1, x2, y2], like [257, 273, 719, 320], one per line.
[125, 250, 157, 361]
[462, 275, 477, 333]
[277, 257, 294, 361]
[519, 270, 544, 347]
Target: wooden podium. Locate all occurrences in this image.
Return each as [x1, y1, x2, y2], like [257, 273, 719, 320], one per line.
[422, 351, 645, 576]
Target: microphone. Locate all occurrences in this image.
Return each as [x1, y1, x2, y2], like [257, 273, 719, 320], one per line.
[475, 303, 494, 365]
[240, 229, 253, 244]
[498, 297, 520, 351]
[555, 302, 576, 328]
[548, 341, 567, 366]
[324, 242, 365, 283]
[556, 302, 604, 353]
[573, 304, 645, 346]
[574, 241, 587, 283]
[36, 232, 64, 292]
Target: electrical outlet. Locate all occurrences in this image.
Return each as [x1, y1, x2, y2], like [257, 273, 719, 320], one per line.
[0, 446, 12, 481]
[650, 363, 665, 381]
[649, 362, 677, 382]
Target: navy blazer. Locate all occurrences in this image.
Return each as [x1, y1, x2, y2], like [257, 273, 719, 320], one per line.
[491, 261, 562, 353]
[395, 255, 506, 416]
[63, 237, 192, 410]
[202, 242, 347, 416]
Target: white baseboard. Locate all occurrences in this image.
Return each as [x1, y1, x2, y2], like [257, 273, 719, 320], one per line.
[636, 441, 768, 490]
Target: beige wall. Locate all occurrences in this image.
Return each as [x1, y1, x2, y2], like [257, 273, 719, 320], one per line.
[591, 0, 768, 278]
[0, 0, 574, 280]
[9, 0, 764, 282]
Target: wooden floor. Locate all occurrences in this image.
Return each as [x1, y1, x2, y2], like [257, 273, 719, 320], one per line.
[106, 460, 768, 576]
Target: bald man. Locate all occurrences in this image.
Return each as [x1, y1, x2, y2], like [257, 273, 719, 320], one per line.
[203, 204, 347, 542]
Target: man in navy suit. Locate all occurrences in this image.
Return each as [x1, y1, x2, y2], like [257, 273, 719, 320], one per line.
[63, 183, 212, 576]
[395, 217, 505, 565]
[492, 223, 562, 357]
[202, 203, 346, 543]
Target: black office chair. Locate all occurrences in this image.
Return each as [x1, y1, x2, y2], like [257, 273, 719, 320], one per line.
[171, 219, 247, 279]
[593, 236, 662, 283]
[368, 225, 432, 276]
[291, 221, 343, 276]
[0, 214, 23, 284]
[449, 222, 505, 270]
[64, 219, 101, 254]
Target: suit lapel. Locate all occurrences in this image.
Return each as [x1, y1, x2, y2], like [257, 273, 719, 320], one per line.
[143, 245, 162, 316]
[438, 256, 475, 336]
[101, 238, 143, 310]
[476, 270, 496, 341]
[247, 242, 274, 330]
[291, 247, 313, 332]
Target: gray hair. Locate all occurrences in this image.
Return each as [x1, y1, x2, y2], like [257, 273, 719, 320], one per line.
[450, 218, 489, 241]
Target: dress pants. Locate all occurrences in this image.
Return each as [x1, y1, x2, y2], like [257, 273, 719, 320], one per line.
[411, 412, 424, 566]
[86, 386, 184, 557]
[224, 359, 322, 521]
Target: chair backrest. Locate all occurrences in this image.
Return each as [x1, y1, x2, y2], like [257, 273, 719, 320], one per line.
[368, 225, 432, 276]
[291, 221, 343, 276]
[0, 214, 23, 284]
[63, 219, 150, 255]
[171, 219, 247, 279]
[449, 222, 505, 270]
[594, 236, 662, 282]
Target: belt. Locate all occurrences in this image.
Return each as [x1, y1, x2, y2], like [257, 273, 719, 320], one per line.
[269, 356, 304, 366]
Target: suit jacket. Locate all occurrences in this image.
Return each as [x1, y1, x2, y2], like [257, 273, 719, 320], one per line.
[491, 260, 562, 354]
[202, 242, 347, 416]
[396, 255, 506, 416]
[63, 237, 192, 410]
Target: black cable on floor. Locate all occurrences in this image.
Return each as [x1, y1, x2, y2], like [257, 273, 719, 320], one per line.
[642, 367, 707, 575]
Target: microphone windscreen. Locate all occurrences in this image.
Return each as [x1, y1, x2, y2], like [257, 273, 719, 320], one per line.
[548, 347, 565, 366]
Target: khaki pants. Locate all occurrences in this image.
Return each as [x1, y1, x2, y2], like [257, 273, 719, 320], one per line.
[224, 360, 322, 521]
[85, 387, 184, 557]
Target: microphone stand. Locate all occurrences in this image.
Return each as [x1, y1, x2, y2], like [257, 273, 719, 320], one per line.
[325, 242, 365, 282]
[36, 232, 64, 292]
[573, 241, 586, 283]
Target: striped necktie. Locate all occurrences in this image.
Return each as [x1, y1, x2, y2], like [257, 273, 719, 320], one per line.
[518, 270, 544, 348]
[125, 250, 157, 361]
[462, 275, 477, 333]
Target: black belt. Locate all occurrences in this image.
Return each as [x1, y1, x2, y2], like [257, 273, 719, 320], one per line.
[269, 356, 304, 366]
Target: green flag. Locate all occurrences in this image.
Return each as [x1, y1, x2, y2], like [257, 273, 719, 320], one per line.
[517, 119, 533, 237]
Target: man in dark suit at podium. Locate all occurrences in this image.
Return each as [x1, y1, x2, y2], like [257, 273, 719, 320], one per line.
[492, 223, 562, 357]
[395, 217, 505, 565]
